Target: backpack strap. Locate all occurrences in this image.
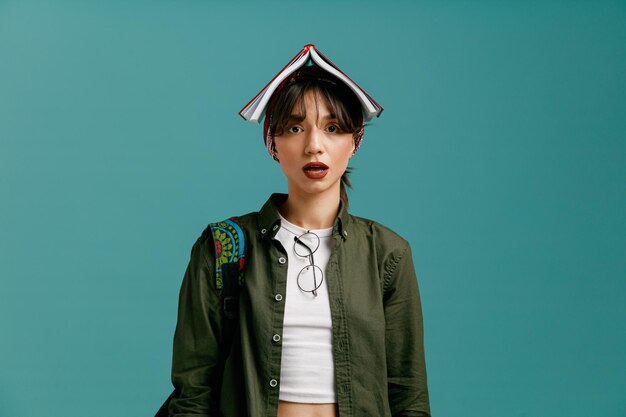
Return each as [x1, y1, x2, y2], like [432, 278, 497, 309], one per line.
[208, 216, 246, 406]
[209, 217, 246, 319]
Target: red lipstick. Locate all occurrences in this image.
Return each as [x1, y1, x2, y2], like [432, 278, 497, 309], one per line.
[302, 162, 329, 179]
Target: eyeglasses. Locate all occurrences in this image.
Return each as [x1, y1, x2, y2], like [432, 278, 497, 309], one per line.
[293, 232, 323, 296]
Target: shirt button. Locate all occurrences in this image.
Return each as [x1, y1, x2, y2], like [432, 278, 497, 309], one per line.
[278, 256, 286, 264]
[272, 224, 279, 231]
[274, 294, 283, 302]
[269, 379, 278, 388]
[272, 334, 281, 342]
[261, 228, 267, 234]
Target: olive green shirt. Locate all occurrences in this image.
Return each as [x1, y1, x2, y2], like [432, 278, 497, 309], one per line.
[169, 193, 431, 417]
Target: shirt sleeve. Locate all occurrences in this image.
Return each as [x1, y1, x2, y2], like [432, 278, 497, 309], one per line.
[383, 241, 431, 417]
[169, 233, 224, 417]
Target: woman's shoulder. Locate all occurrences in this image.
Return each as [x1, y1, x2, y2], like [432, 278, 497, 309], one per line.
[348, 214, 411, 252]
[192, 212, 261, 257]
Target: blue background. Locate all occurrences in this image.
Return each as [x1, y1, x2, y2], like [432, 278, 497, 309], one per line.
[1, 1, 625, 416]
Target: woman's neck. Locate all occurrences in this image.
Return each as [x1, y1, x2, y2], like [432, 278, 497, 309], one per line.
[278, 189, 341, 230]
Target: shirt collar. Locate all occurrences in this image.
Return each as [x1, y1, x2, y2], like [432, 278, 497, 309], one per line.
[257, 193, 351, 241]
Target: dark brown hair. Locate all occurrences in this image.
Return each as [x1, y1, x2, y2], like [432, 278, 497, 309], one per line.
[267, 76, 364, 207]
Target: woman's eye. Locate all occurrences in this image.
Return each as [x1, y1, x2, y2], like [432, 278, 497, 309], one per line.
[326, 125, 340, 133]
[288, 126, 302, 134]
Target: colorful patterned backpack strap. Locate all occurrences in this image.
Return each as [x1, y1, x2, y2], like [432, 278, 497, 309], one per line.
[209, 216, 246, 319]
[209, 216, 246, 288]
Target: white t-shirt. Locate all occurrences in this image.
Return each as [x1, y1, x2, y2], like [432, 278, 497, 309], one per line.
[275, 213, 337, 403]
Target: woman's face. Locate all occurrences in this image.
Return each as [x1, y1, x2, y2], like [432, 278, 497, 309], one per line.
[273, 90, 355, 201]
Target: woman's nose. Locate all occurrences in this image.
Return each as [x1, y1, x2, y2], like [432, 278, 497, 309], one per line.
[304, 127, 324, 154]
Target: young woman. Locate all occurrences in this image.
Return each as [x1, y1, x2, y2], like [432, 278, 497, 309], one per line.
[167, 46, 431, 417]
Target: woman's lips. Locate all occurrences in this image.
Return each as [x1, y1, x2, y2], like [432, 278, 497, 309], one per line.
[303, 162, 329, 179]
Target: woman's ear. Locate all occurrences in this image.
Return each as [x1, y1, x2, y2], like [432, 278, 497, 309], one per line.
[350, 135, 358, 158]
[351, 127, 364, 157]
[272, 142, 280, 162]
[268, 135, 280, 162]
